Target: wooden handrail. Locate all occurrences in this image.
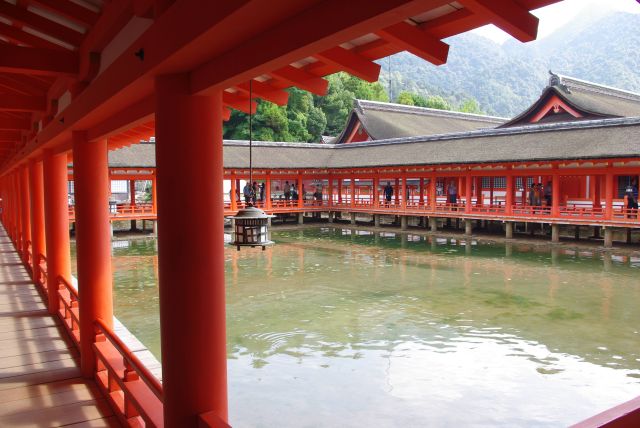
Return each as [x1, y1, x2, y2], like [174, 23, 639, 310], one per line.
[94, 318, 163, 401]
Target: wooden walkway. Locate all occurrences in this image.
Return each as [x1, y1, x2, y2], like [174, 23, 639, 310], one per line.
[0, 227, 118, 427]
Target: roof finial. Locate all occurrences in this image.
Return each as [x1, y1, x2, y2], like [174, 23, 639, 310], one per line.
[548, 70, 561, 87]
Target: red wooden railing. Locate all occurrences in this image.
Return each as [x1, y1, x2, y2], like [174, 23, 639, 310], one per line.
[25, 240, 32, 275]
[94, 318, 164, 427]
[37, 254, 48, 295]
[57, 276, 80, 347]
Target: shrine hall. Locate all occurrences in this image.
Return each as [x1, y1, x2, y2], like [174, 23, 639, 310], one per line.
[0, 1, 638, 427]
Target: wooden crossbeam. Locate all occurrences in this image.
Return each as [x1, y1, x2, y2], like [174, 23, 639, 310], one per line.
[0, 74, 49, 96]
[0, 117, 30, 130]
[315, 46, 380, 82]
[0, 21, 67, 50]
[376, 22, 449, 65]
[458, 0, 539, 42]
[236, 80, 289, 106]
[0, 94, 47, 112]
[0, 2, 84, 47]
[0, 45, 78, 76]
[270, 65, 328, 96]
[0, 130, 21, 141]
[30, 0, 99, 27]
[222, 92, 257, 114]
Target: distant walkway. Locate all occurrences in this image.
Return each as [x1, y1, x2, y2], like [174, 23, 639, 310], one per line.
[0, 226, 117, 427]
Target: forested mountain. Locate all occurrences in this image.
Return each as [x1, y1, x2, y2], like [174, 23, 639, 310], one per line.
[223, 10, 640, 141]
[380, 11, 640, 117]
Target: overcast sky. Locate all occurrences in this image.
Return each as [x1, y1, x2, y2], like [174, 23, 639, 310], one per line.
[472, 0, 640, 42]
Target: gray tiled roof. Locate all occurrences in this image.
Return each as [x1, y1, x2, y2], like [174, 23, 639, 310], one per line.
[335, 100, 506, 143]
[109, 117, 640, 170]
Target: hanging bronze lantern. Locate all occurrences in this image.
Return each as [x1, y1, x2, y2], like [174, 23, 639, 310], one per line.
[229, 205, 274, 250]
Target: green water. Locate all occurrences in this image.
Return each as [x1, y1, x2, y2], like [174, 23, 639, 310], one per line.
[73, 228, 640, 427]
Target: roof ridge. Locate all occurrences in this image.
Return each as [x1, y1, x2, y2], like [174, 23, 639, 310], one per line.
[354, 99, 507, 122]
[556, 74, 640, 102]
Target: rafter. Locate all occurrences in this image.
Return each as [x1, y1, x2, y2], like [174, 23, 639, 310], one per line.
[0, 21, 68, 50]
[0, 130, 21, 141]
[0, 117, 30, 130]
[0, 45, 78, 76]
[235, 80, 289, 106]
[270, 65, 328, 96]
[376, 22, 449, 65]
[222, 92, 257, 114]
[315, 46, 380, 82]
[458, 0, 539, 42]
[0, 74, 50, 96]
[30, 0, 99, 27]
[0, 2, 84, 47]
[0, 94, 47, 112]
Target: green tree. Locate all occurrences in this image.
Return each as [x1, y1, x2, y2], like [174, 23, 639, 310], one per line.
[425, 95, 451, 110]
[459, 98, 482, 114]
[395, 91, 415, 106]
[306, 106, 327, 143]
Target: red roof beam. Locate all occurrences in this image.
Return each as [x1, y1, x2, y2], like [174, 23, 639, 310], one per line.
[0, 117, 30, 130]
[235, 80, 289, 106]
[270, 65, 328, 96]
[458, 0, 539, 43]
[0, 94, 47, 112]
[376, 21, 449, 65]
[0, 45, 78, 76]
[222, 92, 257, 114]
[0, 21, 68, 50]
[315, 46, 380, 82]
[0, 2, 84, 47]
[29, 0, 99, 27]
[0, 130, 22, 141]
[0, 74, 49, 96]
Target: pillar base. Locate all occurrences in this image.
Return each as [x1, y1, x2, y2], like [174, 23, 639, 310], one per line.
[465, 219, 472, 236]
[604, 228, 613, 248]
[505, 222, 513, 239]
[298, 212, 304, 225]
[575, 226, 580, 240]
[374, 214, 380, 228]
[430, 217, 438, 233]
[328, 212, 334, 223]
[551, 224, 560, 243]
[130, 219, 137, 231]
[350, 212, 356, 225]
[400, 216, 408, 230]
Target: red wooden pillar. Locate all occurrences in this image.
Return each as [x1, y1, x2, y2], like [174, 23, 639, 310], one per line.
[506, 174, 514, 215]
[130, 179, 136, 207]
[72, 132, 114, 378]
[151, 176, 158, 214]
[401, 174, 407, 209]
[465, 174, 472, 213]
[552, 173, 560, 217]
[14, 172, 22, 249]
[605, 173, 614, 220]
[265, 173, 272, 209]
[594, 175, 601, 210]
[155, 74, 228, 426]
[489, 177, 494, 205]
[429, 176, 436, 210]
[328, 175, 333, 208]
[419, 178, 424, 206]
[42, 149, 71, 314]
[337, 179, 342, 204]
[20, 166, 31, 262]
[394, 177, 400, 205]
[297, 174, 303, 208]
[350, 175, 356, 208]
[29, 160, 46, 284]
[230, 174, 237, 211]
[373, 176, 379, 208]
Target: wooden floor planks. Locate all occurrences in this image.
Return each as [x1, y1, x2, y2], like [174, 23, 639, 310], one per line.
[0, 226, 118, 427]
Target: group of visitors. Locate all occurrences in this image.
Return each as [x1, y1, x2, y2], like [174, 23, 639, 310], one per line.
[242, 181, 265, 205]
[528, 182, 552, 208]
[626, 179, 639, 211]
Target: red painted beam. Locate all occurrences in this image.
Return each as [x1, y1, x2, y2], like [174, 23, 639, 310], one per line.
[315, 46, 381, 82]
[0, 45, 78, 76]
[87, 95, 155, 142]
[30, 0, 98, 27]
[0, 74, 48, 96]
[376, 22, 449, 65]
[270, 65, 328, 96]
[222, 92, 256, 114]
[0, 21, 67, 50]
[235, 80, 289, 106]
[0, 94, 47, 112]
[0, 2, 84, 47]
[0, 117, 30, 130]
[0, 130, 22, 141]
[458, 0, 539, 42]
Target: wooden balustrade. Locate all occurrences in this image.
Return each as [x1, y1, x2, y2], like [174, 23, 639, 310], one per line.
[57, 276, 80, 347]
[38, 254, 48, 294]
[94, 318, 164, 428]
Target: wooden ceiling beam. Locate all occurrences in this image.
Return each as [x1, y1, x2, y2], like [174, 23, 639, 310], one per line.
[222, 92, 257, 114]
[0, 94, 47, 112]
[0, 2, 84, 47]
[235, 80, 289, 106]
[0, 45, 78, 76]
[0, 117, 30, 130]
[458, 0, 539, 42]
[30, 0, 99, 27]
[270, 65, 328, 96]
[376, 21, 449, 65]
[315, 46, 380, 82]
[0, 21, 68, 50]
